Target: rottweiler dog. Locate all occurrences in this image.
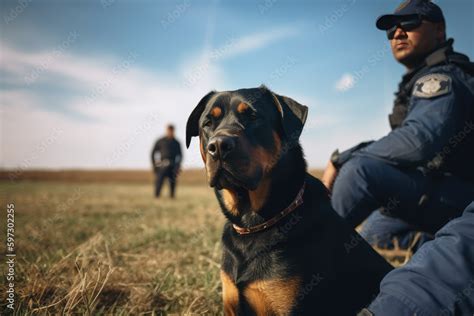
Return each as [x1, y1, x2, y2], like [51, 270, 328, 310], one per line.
[186, 85, 392, 315]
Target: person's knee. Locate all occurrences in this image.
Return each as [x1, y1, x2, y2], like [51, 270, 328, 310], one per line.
[333, 156, 386, 196]
[331, 156, 394, 224]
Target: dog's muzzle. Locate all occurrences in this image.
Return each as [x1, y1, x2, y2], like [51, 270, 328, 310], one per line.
[207, 135, 237, 161]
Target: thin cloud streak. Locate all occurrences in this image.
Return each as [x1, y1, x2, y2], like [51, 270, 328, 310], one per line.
[217, 26, 300, 60]
[1, 25, 302, 169]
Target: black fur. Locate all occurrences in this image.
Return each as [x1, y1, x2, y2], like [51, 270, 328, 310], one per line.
[186, 86, 393, 315]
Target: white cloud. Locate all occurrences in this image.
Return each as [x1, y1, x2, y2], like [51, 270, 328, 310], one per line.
[0, 46, 219, 169]
[301, 119, 389, 168]
[216, 26, 299, 60]
[335, 73, 355, 92]
[181, 25, 300, 89]
[0, 26, 301, 169]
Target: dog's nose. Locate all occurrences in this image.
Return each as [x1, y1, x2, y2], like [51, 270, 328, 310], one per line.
[207, 136, 236, 160]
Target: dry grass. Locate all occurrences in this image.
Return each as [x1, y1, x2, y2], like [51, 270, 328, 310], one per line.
[0, 169, 408, 315]
[372, 232, 422, 267]
[0, 169, 324, 185]
[0, 169, 207, 185]
[1, 179, 224, 315]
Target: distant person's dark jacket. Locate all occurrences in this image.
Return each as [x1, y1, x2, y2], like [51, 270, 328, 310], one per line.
[151, 137, 182, 170]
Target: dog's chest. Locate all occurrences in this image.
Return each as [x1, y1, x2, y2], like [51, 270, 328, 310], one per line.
[221, 269, 301, 315]
[221, 240, 302, 315]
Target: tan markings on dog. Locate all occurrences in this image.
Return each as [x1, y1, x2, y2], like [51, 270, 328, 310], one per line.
[243, 277, 301, 315]
[237, 102, 249, 113]
[236, 130, 281, 213]
[271, 93, 283, 115]
[272, 131, 282, 158]
[211, 106, 222, 118]
[199, 139, 206, 162]
[205, 158, 214, 185]
[249, 177, 270, 212]
[221, 271, 239, 316]
[252, 131, 282, 174]
[252, 147, 273, 174]
[222, 189, 239, 216]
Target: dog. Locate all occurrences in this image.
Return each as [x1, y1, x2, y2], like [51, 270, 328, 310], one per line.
[186, 85, 393, 315]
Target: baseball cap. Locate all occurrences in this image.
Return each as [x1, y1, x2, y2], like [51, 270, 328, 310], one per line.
[376, 0, 445, 30]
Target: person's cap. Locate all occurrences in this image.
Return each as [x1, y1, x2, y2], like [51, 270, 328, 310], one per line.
[376, 0, 445, 30]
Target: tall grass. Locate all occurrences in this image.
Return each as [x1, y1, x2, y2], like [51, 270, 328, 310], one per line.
[1, 180, 223, 315]
[0, 169, 411, 314]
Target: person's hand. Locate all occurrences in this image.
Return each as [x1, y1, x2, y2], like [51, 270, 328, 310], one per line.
[321, 160, 338, 192]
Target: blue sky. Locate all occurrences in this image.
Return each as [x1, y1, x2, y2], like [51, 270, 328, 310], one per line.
[1, 0, 473, 169]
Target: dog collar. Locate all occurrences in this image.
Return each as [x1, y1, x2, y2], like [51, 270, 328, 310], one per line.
[232, 182, 306, 235]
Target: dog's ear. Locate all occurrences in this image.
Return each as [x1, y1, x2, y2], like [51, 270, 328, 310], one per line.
[186, 91, 216, 148]
[261, 85, 308, 143]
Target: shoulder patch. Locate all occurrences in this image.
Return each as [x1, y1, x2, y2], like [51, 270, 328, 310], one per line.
[412, 73, 452, 99]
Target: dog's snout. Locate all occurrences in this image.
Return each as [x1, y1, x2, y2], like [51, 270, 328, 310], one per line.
[207, 136, 236, 160]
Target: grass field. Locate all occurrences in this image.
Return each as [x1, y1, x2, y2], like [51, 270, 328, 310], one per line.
[1, 170, 226, 315]
[1, 169, 407, 315]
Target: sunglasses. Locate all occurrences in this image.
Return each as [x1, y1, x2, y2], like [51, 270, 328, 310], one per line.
[386, 18, 423, 40]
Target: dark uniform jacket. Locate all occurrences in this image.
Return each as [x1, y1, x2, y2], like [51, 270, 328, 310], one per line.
[362, 201, 474, 316]
[151, 137, 182, 170]
[334, 39, 474, 180]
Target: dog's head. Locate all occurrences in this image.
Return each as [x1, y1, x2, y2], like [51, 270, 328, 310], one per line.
[186, 85, 308, 192]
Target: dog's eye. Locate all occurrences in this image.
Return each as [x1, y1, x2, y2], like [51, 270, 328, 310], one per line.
[249, 112, 258, 120]
[202, 120, 212, 128]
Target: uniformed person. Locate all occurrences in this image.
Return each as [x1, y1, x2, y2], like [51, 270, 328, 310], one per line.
[151, 124, 182, 198]
[359, 201, 474, 315]
[322, 0, 474, 250]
